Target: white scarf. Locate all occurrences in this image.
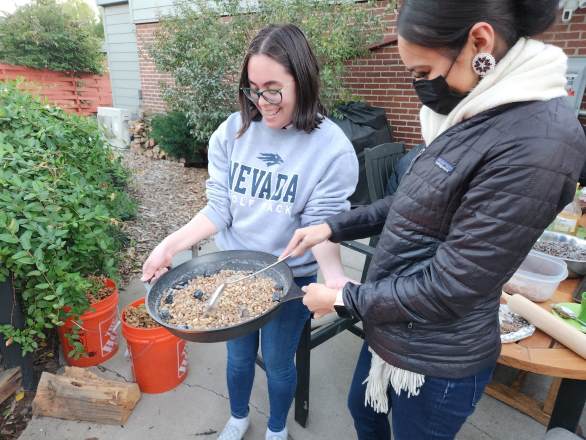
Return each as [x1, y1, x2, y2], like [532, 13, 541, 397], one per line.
[364, 38, 568, 413]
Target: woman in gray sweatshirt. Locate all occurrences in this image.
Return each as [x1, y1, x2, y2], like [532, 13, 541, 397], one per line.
[142, 24, 358, 440]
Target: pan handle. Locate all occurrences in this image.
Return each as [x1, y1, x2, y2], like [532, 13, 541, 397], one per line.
[281, 283, 305, 303]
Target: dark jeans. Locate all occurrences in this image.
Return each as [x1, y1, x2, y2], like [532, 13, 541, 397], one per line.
[348, 342, 494, 440]
[226, 275, 316, 432]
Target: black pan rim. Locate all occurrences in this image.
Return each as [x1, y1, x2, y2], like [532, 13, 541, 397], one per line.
[144, 250, 294, 336]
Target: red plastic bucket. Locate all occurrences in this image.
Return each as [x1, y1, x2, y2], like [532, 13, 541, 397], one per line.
[58, 278, 120, 367]
[122, 298, 188, 393]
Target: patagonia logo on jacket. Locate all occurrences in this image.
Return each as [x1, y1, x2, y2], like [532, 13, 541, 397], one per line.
[435, 157, 455, 174]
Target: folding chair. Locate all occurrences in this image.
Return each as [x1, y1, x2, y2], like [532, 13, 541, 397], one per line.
[292, 142, 405, 426]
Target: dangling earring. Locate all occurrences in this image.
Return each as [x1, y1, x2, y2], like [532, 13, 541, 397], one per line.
[472, 53, 496, 77]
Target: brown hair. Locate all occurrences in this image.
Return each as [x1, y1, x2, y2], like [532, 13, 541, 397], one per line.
[237, 24, 325, 137]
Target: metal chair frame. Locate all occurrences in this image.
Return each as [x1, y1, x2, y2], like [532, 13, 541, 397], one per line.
[257, 142, 406, 427]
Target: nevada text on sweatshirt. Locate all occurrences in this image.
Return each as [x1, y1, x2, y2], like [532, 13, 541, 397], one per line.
[201, 112, 359, 277]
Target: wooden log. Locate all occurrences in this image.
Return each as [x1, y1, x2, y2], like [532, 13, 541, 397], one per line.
[32, 366, 140, 425]
[0, 367, 22, 405]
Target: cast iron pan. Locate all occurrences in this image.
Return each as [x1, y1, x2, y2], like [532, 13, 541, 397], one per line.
[145, 250, 303, 343]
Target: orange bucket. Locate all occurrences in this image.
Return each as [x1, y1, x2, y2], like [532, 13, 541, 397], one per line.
[122, 298, 188, 393]
[58, 278, 120, 367]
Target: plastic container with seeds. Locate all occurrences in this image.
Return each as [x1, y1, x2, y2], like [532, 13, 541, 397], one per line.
[503, 251, 568, 302]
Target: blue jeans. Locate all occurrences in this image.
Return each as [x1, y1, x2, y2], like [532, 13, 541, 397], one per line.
[226, 275, 315, 432]
[348, 342, 494, 440]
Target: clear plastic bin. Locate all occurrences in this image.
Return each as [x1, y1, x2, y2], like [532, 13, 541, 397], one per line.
[503, 251, 568, 302]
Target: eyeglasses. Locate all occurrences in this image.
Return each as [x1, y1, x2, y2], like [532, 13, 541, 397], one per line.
[241, 83, 292, 105]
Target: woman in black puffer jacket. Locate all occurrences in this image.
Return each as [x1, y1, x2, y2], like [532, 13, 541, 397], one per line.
[281, 1, 586, 439]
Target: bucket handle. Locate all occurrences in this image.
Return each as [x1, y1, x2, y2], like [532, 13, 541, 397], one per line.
[127, 338, 187, 361]
[69, 309, 121, 334]
[126, 338, 156, 360]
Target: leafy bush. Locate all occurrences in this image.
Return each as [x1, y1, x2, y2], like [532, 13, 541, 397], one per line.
[61, 0, 105, 40]
[0, 83, 135, 355]
[0, 0, 104, 74]
[151, 111, 207, 164]
[150, 0, 385, 144]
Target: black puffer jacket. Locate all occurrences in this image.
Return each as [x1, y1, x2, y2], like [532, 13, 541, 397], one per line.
[327, 98, 586, 379]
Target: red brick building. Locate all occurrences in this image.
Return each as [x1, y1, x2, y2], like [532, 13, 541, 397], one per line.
[132, 5, 586, 147]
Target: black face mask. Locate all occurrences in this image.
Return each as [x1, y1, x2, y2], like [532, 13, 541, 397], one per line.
[412, 75, 468, 115]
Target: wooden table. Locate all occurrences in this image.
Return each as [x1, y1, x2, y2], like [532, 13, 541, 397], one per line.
[486, 279, 586, 433]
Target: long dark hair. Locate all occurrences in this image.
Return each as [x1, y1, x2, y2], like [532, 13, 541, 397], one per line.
[237, 24, 325, 137]
[398, 0, 558, 54]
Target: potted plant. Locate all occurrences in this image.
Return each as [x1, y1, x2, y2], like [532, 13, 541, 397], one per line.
[58, 275, 120, 367]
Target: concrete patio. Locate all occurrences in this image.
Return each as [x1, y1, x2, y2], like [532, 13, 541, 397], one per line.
[18, 241, 586, 440]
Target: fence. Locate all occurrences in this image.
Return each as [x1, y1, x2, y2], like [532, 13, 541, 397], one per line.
[0, 63, 112, 116]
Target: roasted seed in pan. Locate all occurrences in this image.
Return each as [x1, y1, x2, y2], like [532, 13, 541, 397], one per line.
[158, 270, 281, 329]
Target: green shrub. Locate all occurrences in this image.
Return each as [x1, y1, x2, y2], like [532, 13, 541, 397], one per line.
[0, 83, 135, 356]
[151, 111, 207, 164]
[0, 0, 104, 74]
[150, 0, 387, 144]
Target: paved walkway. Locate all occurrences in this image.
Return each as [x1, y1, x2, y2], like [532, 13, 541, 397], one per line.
[19, 242, 585, 439]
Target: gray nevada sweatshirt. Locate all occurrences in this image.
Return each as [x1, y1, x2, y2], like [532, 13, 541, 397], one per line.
[200, 112, 358, 277]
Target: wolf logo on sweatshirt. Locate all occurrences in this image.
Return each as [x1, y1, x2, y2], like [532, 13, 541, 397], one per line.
[257, 153, 284, 166]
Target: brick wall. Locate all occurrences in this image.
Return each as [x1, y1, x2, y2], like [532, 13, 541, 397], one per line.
[135, 7, 586, 144]
[541, 8, 586, 128]
[136, 22, 171, 115]
[345, 7, 586, 147]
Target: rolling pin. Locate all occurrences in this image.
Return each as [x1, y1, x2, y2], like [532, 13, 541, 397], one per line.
[502, 292, 586, 359]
